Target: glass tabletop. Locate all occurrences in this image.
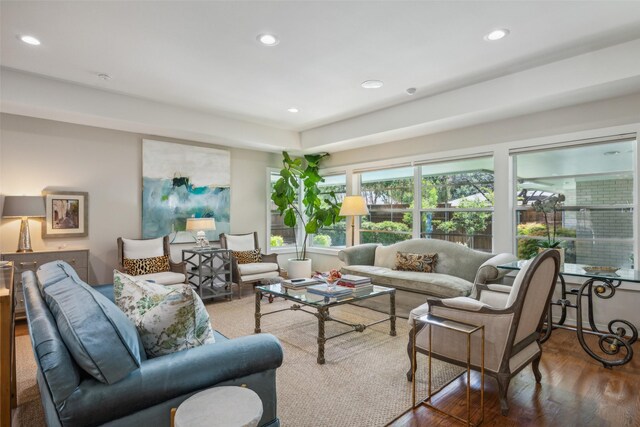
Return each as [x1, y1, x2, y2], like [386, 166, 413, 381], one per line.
[498, 260, 640, 283]
[256, 283, 394, 307]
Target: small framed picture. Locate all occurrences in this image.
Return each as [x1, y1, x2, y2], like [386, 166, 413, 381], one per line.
[42, 191, 88, 238]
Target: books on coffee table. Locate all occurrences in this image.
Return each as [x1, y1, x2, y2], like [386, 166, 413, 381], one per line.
[282, 277, 324, 289]
[306, 284, 352, 297]
[337, 274, 372, 288]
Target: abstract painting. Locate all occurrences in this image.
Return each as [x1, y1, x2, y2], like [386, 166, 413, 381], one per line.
[142, 140, 230, 242]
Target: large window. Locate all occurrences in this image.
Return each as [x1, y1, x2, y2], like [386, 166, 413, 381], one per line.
[268, 170, 299, 250]
[310, 174, 347, 248]
[419, 157, 494, 251]
[359, 167, 414, 244]
[514, 139, 636, 267]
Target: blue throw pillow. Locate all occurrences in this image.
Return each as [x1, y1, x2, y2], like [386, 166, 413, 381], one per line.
[44, 276, 142, 384]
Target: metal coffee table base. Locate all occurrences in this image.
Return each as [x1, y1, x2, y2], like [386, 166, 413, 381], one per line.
[254, 290, 396, 364]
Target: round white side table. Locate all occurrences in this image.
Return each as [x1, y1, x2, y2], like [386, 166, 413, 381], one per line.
[174, 386, 263, 427]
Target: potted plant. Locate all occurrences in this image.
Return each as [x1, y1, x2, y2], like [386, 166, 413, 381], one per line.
[532, 194, 566, 265]
[271, 152, 342, 278]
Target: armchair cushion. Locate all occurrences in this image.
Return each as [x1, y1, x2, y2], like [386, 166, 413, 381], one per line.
[238, 262, 279, 276]
[43, 274, 142, 384]
[233, 248, 262, 264]
[224, 234, 256, 251]
[242, 271, 280, 283]
[136, 271, 187, 285]
[122, 237, 165, 259]
[123, 254, 170, 275]
[114, 271, 215, 358]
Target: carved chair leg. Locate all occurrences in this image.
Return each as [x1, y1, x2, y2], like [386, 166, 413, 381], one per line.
[496, 373, 511, 416]
[532, 353, 543, 383]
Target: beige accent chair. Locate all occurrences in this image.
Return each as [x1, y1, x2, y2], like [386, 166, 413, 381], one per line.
[219, 232, 280, 298]
[407, 249, 560, 415]
[117, 236, 187, 285]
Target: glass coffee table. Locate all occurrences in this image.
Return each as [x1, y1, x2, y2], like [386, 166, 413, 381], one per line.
[255, 283, 396, 364]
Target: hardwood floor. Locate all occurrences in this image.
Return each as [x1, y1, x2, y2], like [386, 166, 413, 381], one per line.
[17, 319, 638, 426]
[389, 329, 640, 427]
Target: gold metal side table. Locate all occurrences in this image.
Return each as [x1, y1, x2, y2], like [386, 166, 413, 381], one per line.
[412, 313, 485, 426]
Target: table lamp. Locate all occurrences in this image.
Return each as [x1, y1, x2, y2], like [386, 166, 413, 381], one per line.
[186, 217, 216, 248]
[2, 195, 46, 252]
[339, 196, 369, 246]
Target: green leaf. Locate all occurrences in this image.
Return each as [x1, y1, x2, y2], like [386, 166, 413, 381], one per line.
[305, 222, 318, 234]
[284, 209, 297, 227]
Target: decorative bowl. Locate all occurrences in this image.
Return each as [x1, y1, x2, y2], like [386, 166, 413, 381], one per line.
[582, 266, 619, 274]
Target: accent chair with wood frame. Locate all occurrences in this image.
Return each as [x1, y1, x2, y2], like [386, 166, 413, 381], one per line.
[219, 232, 280, 298]
[117, 236, 188, 285]
[406, 249, 561, 415]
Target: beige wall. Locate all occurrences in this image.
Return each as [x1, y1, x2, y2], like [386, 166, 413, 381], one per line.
[0, 113, 279, 283]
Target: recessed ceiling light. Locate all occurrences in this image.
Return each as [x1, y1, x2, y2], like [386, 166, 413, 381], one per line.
[257, 34, 279, 46]
[603, 150, 621, 156]
[287, 108, 299, 113]
[18, 35, 41, 45]
[361, 80, 384, 89]
[484, 29, 510, 41]
[406, 87, 417, 95]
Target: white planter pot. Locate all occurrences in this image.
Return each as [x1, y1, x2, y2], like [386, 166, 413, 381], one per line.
[288, 258, 312, 279]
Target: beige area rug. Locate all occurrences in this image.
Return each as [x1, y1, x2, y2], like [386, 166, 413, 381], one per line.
[13, 297, 463, 427]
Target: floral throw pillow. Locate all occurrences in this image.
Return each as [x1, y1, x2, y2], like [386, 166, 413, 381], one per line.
[122, 255, 170, 276]
[395, 252, 438, 273]
[113, 270, 215, 358]
[232, 248, 262, 264]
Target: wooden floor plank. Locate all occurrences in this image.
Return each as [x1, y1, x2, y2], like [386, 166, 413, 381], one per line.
[389, 328, 640, 427]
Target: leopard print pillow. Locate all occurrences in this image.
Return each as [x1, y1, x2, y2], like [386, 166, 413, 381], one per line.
[394, 252, 438, 273]
[123, 255, 170, 276]
[232, 249, 262, 264]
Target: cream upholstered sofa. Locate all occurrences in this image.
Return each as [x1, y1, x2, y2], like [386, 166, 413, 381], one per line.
[338, 239, 517, 299]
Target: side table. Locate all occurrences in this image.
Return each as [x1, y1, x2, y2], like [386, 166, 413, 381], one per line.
[171, 386, 263, 427]
[182, 248, 233, 301]
[412, 313, 484, 426]
[1, 248, 89, 319]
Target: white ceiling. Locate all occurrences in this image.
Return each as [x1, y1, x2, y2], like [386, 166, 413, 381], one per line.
[2, 1, 640, 151]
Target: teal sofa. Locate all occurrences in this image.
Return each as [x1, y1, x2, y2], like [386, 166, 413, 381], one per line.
[338, 239, 516, 298]
[23, 261, 283, 427]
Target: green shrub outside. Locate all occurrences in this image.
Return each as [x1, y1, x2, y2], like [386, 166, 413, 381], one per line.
[517, 223, 576, 259]
[312, 234, 332, 247]
[361, 220, 411, 245]
[270, 235, 284, 247]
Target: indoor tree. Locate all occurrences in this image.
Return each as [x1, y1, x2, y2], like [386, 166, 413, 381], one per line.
[271, 152, 342, 260]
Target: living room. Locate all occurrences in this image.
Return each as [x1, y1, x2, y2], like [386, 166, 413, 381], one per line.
[1, 1, 640, 426]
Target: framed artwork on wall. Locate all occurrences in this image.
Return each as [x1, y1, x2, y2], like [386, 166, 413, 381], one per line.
[42, 191, 89, 238]
[142, 139, 231, 243]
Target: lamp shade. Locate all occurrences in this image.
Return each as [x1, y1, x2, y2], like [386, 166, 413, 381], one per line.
[339, 196, 369, 216]
[186, 217, 216, 231]
[2, 196, 45, 218]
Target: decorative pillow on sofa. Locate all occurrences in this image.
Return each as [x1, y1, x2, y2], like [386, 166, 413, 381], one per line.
[395, 252, 438, 273]
[123, 255, 170, 276]
[232, 248, 262, 264]
[113, 270, 215, 357]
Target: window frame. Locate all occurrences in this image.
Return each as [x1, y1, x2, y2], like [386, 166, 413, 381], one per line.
[511, 138, 637, 267]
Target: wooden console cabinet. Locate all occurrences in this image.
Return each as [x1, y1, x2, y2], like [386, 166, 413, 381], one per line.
[1, 249, 89, 319]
